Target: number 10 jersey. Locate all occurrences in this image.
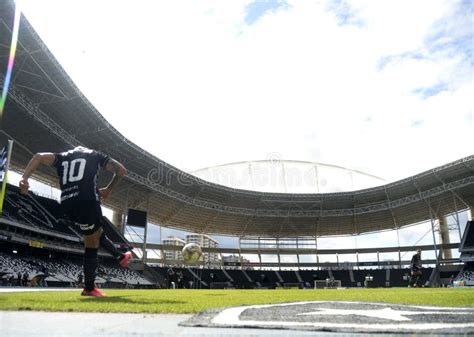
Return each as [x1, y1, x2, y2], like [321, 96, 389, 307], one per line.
[53, 147, 109, 205]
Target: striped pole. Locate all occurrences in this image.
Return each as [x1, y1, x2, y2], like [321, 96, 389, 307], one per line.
[0, 140, 14, 215]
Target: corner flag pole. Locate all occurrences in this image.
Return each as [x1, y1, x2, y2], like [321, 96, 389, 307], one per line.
[0, 139, 14, 215]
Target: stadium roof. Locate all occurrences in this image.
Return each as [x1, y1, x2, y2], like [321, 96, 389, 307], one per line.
[191, 159, 387, 193]
[1, 1, 473, 237]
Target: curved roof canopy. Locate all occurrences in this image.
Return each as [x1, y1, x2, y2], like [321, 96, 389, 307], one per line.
[1, 1, 473, 237]
[191, 160, 386, 193]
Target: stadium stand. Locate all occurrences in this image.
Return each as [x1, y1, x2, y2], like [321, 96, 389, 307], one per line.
[278, 270, 301, 286]
[1, 183, 131, 249]
[0, 251, 152, 288]
[2, 184, 78, 237]
[0, 182, 463, 290]
[460, 221, 474, 263]
[225, 269, 255, 289]
[330, 270, 352, 287]
[453, 262, 474, 286]
[148, 266, 443, 289]
[0, 182, 151, 288]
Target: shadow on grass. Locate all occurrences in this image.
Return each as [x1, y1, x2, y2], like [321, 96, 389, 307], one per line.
[79, 296, 186, 305]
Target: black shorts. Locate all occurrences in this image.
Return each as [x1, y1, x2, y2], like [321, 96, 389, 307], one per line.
[411, 268, 422, 276]
[62, 200, 103, 235]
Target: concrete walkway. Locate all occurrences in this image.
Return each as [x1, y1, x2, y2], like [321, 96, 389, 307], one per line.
[0, 311, 330, 337]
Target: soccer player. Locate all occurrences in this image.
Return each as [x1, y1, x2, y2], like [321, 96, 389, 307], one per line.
[409, 248, 423, 287]
[19, 146, 131, 297]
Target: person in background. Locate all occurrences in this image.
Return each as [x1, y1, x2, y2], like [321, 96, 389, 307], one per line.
[177, 270, 183, 289]
[167, 266, 176, 289]
[409, 248, 423, 287]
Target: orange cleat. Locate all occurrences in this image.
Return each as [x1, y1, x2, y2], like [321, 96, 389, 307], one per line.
[81, 287, 107, 297]
[119, 251, 132, 268]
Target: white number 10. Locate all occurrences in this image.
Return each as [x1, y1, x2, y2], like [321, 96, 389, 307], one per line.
[61, 159, 86, 184]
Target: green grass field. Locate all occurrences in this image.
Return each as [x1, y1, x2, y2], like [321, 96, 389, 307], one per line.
[0, 288, 473, 313]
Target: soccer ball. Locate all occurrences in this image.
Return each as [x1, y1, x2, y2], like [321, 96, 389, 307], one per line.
[182, 243, 202, 264]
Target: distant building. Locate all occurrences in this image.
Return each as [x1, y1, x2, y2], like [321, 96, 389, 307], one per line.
[186, 234, 220, 266]
[163, 236, 186, 261]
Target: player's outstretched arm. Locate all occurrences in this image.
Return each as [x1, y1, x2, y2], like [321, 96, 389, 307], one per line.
[19, 152, 56, 195]
[100, 158, 126, 199]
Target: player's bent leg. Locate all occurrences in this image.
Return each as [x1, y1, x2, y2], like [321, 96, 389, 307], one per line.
[100, 232, 121, 258]
[99, 231, 132, 268]
[82, 227, 106, 297]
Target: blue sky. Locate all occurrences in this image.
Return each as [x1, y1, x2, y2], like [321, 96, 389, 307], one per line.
[326, 0, 366, 27]
[245, 0, 289, 25]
